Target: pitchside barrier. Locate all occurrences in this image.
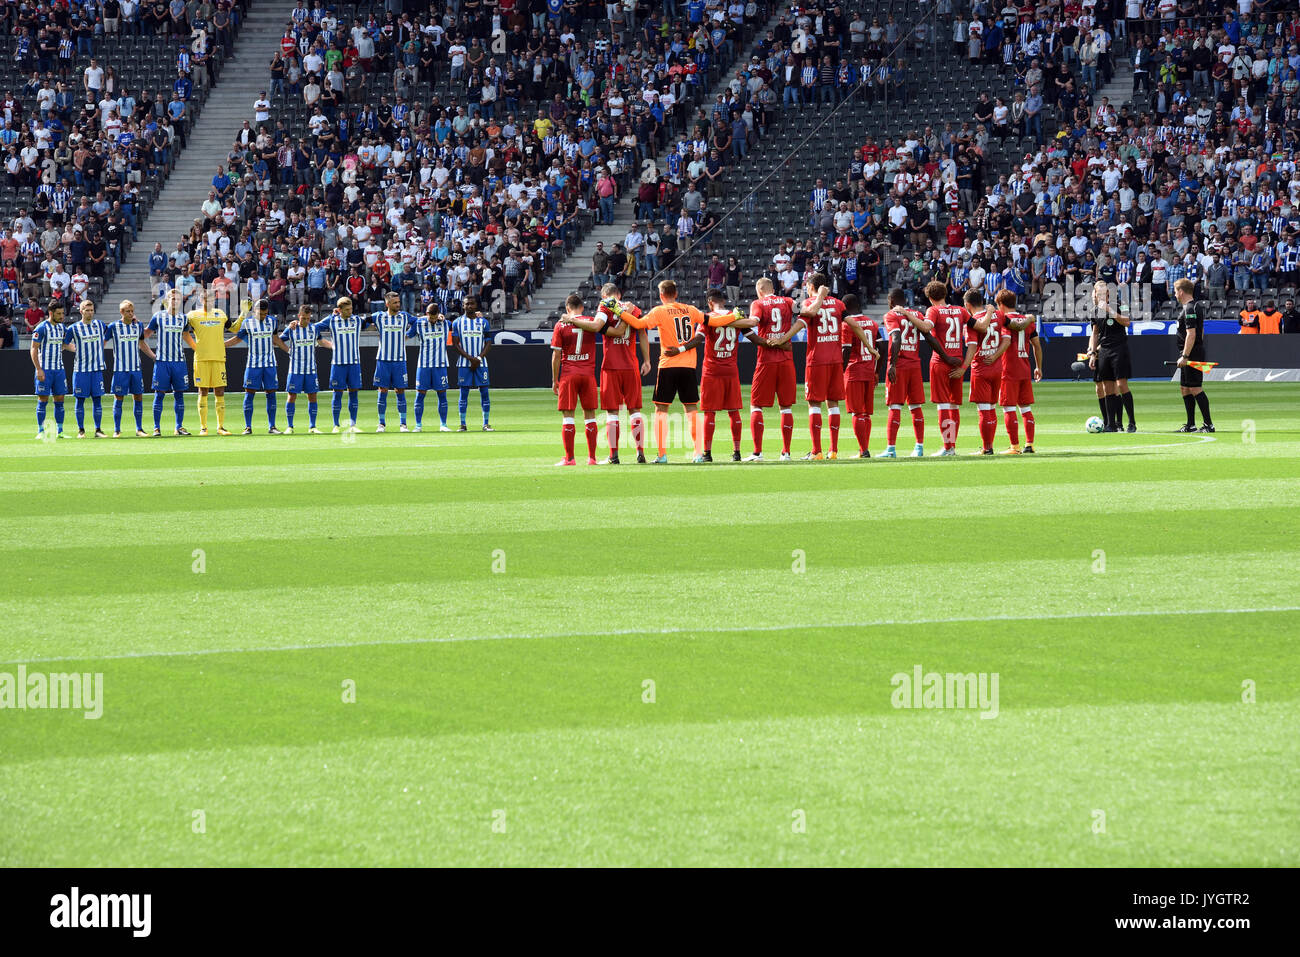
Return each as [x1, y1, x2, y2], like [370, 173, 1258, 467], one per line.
[4, 336, 1300, 394]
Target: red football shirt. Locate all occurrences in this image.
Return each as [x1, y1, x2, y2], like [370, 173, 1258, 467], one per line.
[595, 300, 642, 372]
[550, 319, 597, 378]
[841, 315, 880, 381]
[693, 309, 743, 378]
[999, 311, 1037, 380]
[749, 295, 796, 366]
[801, 295, 846, 366]
[882, 308, 922, 368]
[926, 304, 971, 364]
[968, 318, 1004, 378]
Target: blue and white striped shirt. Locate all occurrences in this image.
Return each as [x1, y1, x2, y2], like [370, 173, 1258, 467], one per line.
[32, 319, 65, 370]
[147, 311, 189, 362]
[370, 309, 416, 363]
[413, 315, 450, 369]
[64, 320, 107, 373]
[106, 320, 143, 373]
[450, 314, 490, 369]
[314, 311, 365, 365]
[237, 315, 278, 368]
[280, 323, 320, 376]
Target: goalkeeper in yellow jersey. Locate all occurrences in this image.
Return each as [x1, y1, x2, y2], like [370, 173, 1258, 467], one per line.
[187, 288, 248, 435]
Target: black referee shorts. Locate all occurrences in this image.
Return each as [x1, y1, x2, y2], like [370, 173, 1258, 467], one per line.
[1094, 347, 1131, 382]
[653, 366, 699, 405]
[1179, 365, 1204, 388]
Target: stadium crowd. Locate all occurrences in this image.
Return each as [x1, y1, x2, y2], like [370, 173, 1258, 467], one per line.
[0, 0, 242, 338]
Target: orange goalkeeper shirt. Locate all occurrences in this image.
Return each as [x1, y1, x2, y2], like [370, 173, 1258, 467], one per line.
[624, 301, 706, 369]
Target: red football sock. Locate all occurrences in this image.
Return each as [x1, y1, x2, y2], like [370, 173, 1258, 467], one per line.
[780, 409, 793, 454]
[853, 413, 871, 453]
[947, 408, 960, 449]
[979, 409, 996, 450]
[911, 406, 925, 443]
[1023, 411, 1035, 445]
[703, 411, 716, 452]
[808, 409, 822, 454]
[562, 419, 575, 460]
[750, 409, 764, 454]
[936, 408, 949, 448]
[1004, 410, 1020, 447]
[828, 408, 840, 453]
[886, 407, 902, 445]
[606, 416, 619, 454]
[728, 410, 742, 450]
[630, 413, 645, 454]
[584, 418, 598, 458]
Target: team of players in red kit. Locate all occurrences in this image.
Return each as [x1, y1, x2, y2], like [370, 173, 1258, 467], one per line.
[549, 274, 1042, 465]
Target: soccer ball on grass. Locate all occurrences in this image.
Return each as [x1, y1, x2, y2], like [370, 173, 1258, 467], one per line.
[1085, 416, 1105, 434]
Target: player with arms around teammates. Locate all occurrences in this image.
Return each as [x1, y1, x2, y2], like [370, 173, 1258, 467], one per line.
[412, 304, 453, 433]
[684, 288, 756, 462]
[592, 282, 650, 464]
[994, 290, 1042, 454]
[881, 289, 954, 458]
[743, 277, 798, 461]
[450, 297, 494, 432]
[371, 291, 418, 433]
[922, 280, 978, 456]
[106, 299, 153, 437]
[228, 298, 283, 435]
[765, 275, 844, 460]
[188, 287, 248, 436]
[144, 288, 194, 436]
[276, 304, 330, 433]
[838, 293, 882, 458]
[964, 290, 1009, 455]
[64, 300, 109, 438]
[550, 293, 608, 465]
[30, 299, 70, 439]
[315, 296, 366, 433]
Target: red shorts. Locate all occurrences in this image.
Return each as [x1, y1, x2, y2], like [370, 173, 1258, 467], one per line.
[928, 359, 965, 406]
[999, 377, 1034, 407]
[750, 360, 796, 408]
[885, 362, 924, 406]
[844, 376, 876, 415]
[700, 372, 742, 411]
[557, 373, 597, 411]
[599, 366, 643, 411]
[804, 362, 845, 403]
[969, 373, 1000, 406]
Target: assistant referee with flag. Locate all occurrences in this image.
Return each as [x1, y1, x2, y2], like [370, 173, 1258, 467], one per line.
[1173, 278, 1214, 434]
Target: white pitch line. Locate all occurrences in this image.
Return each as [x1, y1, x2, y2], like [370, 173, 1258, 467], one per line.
[7, 603, 1298, 665]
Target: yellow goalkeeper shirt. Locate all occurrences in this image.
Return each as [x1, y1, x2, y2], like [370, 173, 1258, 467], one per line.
[187, 309, 243, 362]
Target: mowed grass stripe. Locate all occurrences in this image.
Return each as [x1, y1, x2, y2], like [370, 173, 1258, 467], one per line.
[2, 703, 1294, 866]
[7, 478, 1297, 542]
[3, 553, 1296, 660]
[8, 510, 1298, 594]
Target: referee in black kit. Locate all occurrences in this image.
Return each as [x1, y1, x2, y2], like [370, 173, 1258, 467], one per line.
[1173, 277, 1214, 433]
[1087, 281, 1136, 432]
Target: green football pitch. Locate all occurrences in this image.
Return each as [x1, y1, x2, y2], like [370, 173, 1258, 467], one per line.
[1, 382, 1296, 866]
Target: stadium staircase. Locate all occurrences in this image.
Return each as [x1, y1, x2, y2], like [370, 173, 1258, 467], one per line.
[106, 1, 298, 315]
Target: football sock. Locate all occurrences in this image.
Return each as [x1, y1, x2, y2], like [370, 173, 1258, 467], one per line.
[853, 412, 871, 452]
[152, 393, 164, 430]
[1195, 391, 1212, 425]
[1182, 393, 1196, 427]
[414, 392, 424, 426]
[377, 391, 387, 425]
[629, 412, 645, 454]
[437, 391, 448, 426]
[750, 408, 764, 453]
[133, 398, 143, 431]
[703, 411, 716, 452]
[173, 391, 185, 429]
[458, 386, 469, 424]
[584, 417, 598, 457]
[780, 408, 793, 453]
[808, 407, 822, 454]
[936, 408, 950, 448]
[947, 408, 960, 449]
[91, 397, 102, 430]
[1004, 409, 1020, 446]
[331, 391, 342, 426]
[979, 409, 996, 449]
[308, 400, 318, 428]
[910, 405, 924, 443]
[654, 409, 667, 456]
[1097, 395, 1108, 425]
[606, 414, 619, 453]
[53, 402, 64, 429]
[562, 416, 575, 459]
[214, 395, 225, 430]
[1023, 410, 1035, 444]
[395, 392, 406, 425]
[886, 407, 901, 445]
[1109, 394, 1124, 428]
[267, 393, 277, 429]
[286, 399, 296, 429]
[688, 409, 700, 456]
[479, 387, 490, 426]
[197, 395, 207, 431]
[244, 392, 255, 429]
[36, 399, 47, 431]
[1121, 390, 1135, 426]
[113, 398, 123, 432]
[728, 410, 742, 450]
[828, 407, 840, 453]
[75, 398, 85, 430]
[347, 391, 358, 424]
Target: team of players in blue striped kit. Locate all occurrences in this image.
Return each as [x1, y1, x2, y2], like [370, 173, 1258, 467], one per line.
[30, 290, 497, 438]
